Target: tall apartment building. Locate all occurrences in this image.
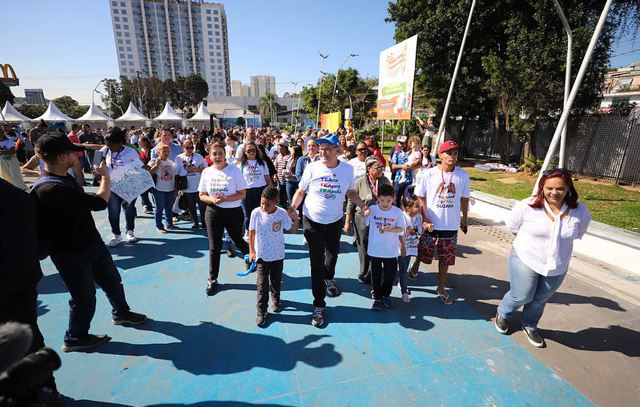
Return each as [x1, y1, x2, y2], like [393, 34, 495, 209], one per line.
[250, 75, 276, 98]
[109, 0, 231, 98]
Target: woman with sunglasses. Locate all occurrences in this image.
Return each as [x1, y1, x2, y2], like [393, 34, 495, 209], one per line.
[495, 169, 591, 348]
[175, 139, 208, 229]
[347, 142, 370, 181]
[237, 141, 273, 233]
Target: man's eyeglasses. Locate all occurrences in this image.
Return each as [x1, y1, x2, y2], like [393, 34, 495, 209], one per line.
[185, 146, 194, 149]
[542, 168, 571, 176]
[357, 148, 368, 152]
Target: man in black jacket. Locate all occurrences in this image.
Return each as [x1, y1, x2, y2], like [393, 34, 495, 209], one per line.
[32, 134, 147, 353]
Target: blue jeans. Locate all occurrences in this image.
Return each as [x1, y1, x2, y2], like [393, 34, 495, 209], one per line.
[497, 249, 567, 329]
[140, 188, 154, 210]
[50, 243, 130, 343]
[153, 190, 174, 229]
[242, 186, 265, 231]
[108, 192, 137, 236]
[397, 255, 412, 294]
[394, 180, 411, 208]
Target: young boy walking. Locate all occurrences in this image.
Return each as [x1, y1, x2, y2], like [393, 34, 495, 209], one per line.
[249, 186, 299, 326]
[365, 183, 406, 311]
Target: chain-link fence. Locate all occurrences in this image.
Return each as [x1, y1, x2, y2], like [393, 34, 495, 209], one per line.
[458, 115, 640, 185]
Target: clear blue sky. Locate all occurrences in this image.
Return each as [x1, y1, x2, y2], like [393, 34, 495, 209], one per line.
[3, 0, 637, 106]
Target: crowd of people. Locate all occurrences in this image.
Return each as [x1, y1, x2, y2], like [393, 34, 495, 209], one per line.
[1, 117, 592, 401]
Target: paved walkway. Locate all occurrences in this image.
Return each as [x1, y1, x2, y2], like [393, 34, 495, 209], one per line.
[33, 187, 638, 406]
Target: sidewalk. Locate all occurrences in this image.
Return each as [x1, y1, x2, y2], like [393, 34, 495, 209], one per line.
[31, 181, 638, 406]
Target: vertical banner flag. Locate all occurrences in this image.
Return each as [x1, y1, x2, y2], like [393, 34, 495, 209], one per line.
[320, 112, 342, 133]
[376, 35, 418, 121]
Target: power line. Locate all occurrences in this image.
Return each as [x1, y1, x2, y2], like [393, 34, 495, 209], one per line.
[611, 48, 640, 57]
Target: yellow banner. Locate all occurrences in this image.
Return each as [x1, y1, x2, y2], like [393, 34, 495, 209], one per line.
[320, 112, 342, 133]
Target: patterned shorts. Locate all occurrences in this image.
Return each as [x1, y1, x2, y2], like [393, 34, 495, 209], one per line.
[417, 230, 458, 266]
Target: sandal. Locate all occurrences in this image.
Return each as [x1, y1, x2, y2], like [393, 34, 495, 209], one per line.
[437, 291, 453, 305]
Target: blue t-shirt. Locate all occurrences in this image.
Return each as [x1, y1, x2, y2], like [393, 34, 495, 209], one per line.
[391, 149, 412, 184]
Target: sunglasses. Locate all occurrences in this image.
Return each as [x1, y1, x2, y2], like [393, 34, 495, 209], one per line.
[357, 148, 368, 152]
[185, 146, 194, 149]
[542, 168, 571, 176]
[246, 149, 256, 153]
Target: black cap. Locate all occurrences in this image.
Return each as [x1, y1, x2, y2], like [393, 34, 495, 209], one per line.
[35, 133, 84, 157]
[105, 126, 126, 144]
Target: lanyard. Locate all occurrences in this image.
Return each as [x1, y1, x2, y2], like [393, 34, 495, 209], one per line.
[441, 168, 454, 186]
[110, 146, 124, 169]
[368, 174, 378, 197]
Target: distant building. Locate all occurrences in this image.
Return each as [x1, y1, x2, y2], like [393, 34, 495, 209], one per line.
[24, 89, 46, 105]
[231, 80, 251, 97]
[109, 0, 231, 98]
[601, 62, 640, 108]
[250, 75, 276, 98]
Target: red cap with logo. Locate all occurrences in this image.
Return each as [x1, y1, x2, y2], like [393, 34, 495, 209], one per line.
[438, 140, 459, 154]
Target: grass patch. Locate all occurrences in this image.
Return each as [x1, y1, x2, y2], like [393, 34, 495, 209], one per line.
[466, 167, 640, 232]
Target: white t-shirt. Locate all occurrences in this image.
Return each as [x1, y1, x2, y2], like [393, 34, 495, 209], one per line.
[408, 150, 423, 184]
[509, 199, 591, 277]
[152, 159, 176, 192]
[403, 212, 423, 257]
[414, 166, 470, 231]
[225, 145, 236, 165]
[198, 163, 247, 208]
[365, 205, 406, 258]
[348, 157, 367, 180]
[299, 160, 355, 224]
[175, 153, 208, 193]
[102, 145, 142, 174]
[249, 206, 293, 262]
[238, 160, 269, 189]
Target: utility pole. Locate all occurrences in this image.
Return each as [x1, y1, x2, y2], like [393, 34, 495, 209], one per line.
[136, 70, 144, 114]
[317, 52, 329, 128]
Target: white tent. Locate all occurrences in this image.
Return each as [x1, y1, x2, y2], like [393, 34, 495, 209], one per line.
[34, 101, 73, 122]
[186, 102, 219, 128]
[76, 102, 112, 122]
[115, 102, 150, 122]
[1, 102, 31, 122]
[153, 102, 183, 121]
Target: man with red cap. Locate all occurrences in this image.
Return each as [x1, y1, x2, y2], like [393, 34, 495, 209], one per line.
[414, 139, 470, 305]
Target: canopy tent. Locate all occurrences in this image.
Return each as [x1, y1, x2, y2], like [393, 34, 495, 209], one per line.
[115, 102, 150, 122]
[186, 102, 219, 128]
[1, 102, 31, 122]
[153, 102, 183, 121]
[33, 101, 73, 122]
[75, 102, 112, 122]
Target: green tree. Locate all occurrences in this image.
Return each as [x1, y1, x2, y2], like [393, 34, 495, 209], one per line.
[0, 83, 15, 107]
[184, 74, 209, 109]
[67, 105, 90, 119]
[53, 96, 79, 113]
[16, 104, 46, 119]
[259, 92, 278, 125]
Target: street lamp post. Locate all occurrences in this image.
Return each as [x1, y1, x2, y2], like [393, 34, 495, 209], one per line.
[331, 53, 358, 104]
[92, 78, 107, 105]
[552, 0, 572, 169]
[317, 52, 329, 128]
[290, 81, 299, 126]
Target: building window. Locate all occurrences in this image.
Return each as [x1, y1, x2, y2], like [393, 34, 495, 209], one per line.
[113, 9, 119, 14]
[126, 47, 132, 52]
[118, 46, 124, 51]
[126, 39, 131, 44]
[206, 9, 211, 14]
[207, 16, 211, 21]
[207, 24, 212, 28]
[124, 24, 129, 29]
[114, 16, 120, 21]
[112, 1, 117, 5]
[208, 31, 212, 35]
[115, 24, 121, 29]
[118, 39, 123, 44]
[214, 17, 219, 22]
[215, 24, 219, 29]
[216, 52, 221, 56]
[119, 53, 125, 59]
[125, 32, 130, 37]
[120, 1, 125, 6]
[121, 9, 127, 14]
[117, 31, 122, 37]
[214, 10, 218, 14]
[122, 17, 128, 22]
[129, 61, 134, 66]
[128, 54, 133, 59]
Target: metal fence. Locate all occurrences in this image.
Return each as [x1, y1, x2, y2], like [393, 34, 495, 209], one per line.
[458, 115, 640, 185]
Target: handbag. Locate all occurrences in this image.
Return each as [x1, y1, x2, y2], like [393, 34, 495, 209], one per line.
[175, 175, 188, 191]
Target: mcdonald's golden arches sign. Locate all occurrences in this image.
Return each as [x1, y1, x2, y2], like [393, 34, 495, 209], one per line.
[0, 64, 19, 86]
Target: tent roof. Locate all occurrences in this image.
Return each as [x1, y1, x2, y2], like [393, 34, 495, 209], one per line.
[1, 102, 31, 122]
[76, 103, 112, 122]
[34, 101, 73, 122]
[153, 102, 183, 121]
[187, 102, 218, 122]
[115, 102, 150, 121]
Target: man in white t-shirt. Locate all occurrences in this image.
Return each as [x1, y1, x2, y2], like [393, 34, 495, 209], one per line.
[414, 140, 470, 305]
[289, 133, 370, 328]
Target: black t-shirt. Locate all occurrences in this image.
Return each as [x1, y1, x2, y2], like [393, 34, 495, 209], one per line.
[79, 131, 104, 145]
[32, 172, 108, 254]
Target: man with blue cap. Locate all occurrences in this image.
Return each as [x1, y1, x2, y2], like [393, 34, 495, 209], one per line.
[289, 133, 370, 327]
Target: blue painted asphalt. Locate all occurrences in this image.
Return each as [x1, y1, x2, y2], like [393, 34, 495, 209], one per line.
[36, 207, 594, 406]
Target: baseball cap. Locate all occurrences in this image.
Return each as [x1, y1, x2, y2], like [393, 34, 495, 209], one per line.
[438, 140, 460, 154]
[105, 126, 127, 144]
[306, 125, 313, 130]
[316, 133, 340, 147]
[35, 133, 84, 157]
[278, 139, 289, 147]
[365, 156, 381, 168]
[397, 135, 407, 143]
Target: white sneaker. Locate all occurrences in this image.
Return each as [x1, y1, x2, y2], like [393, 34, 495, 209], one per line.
[303, 236, 308, 246]
[243, 231, 249, 240]
[108, 234, 122, 247]
[125, 230, 138, 243]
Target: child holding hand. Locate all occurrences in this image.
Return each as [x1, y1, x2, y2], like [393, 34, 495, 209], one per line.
[365, 183, 406, 311]
[249, 186, 299, 326]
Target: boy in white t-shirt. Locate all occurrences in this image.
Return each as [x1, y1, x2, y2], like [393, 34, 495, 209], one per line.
[365, 183, 406, 311]
[249, 186, 299, 327]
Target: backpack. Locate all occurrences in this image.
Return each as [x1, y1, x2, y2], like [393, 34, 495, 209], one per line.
[30, 175, 77, 260]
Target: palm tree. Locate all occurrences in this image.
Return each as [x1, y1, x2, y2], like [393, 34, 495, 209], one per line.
[258, 92, 278, 125]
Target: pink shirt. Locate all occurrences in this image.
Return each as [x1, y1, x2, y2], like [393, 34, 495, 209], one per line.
[67, 132, 84, 157]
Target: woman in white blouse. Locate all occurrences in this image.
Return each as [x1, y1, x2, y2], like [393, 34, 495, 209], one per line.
[198, 141, 249, 295]
[495, 169, 591, 348]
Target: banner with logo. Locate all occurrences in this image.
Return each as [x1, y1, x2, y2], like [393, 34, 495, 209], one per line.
[320, 112, 342, 133]
[376, 35, 418, 121]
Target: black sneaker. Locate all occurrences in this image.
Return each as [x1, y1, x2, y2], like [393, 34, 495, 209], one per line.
[256, 313, 267, 327]
[206, 279, 218, 296]
[357, 275, 369, 284]
[311, 307, 324, 327]
[144, 208, 154, 215]
[271, 302, 283, 313]
[495, 313, 508, 334]
[382, 296, 393, 309]
[113, 311, 147, 326]
[522, 327, 545, 348]
[61, 334, 111, 353]
[325, 279, 340, 297]
[226, 248, 235, 258]
[371, 300, 383, 311]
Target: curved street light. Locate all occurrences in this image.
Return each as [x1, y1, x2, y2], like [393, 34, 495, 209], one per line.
[331, 53, 358, 104]
[92, 78, 107, 105]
